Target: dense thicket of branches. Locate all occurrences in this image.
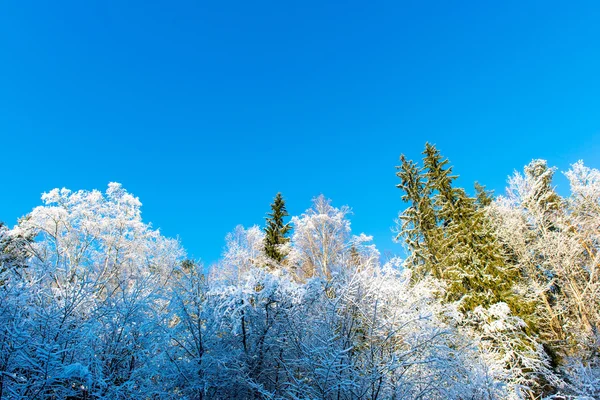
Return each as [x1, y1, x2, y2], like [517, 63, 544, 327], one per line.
[1, 146, 599, 399]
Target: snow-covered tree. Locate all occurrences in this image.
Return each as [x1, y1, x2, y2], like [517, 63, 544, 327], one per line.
[289, 195, 368, 281]
[213, 224, 267, 284]
[489, 160, 600, 397]
[1, 183, 183, 399]
[464, 303, 559, 399]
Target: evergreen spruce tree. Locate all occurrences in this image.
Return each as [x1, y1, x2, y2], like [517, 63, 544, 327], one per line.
[398, 144, 533, 316]
[396, 155, 441, 279]
[264, 193, 292, 264]
[398, 144, 548, 396]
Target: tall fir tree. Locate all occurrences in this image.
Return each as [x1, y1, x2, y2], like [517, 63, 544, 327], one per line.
[398, 144, 533, 317]
[396, 154, 441, 279]
[264, 193, 292, 264]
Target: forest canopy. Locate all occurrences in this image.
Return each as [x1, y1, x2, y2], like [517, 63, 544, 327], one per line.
[1, 144, 599, 399]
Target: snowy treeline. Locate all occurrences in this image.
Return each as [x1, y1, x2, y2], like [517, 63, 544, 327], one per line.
[1, 154, 599, 399]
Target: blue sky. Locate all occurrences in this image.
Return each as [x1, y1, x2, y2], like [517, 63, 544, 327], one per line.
[1, 1, 599, 264]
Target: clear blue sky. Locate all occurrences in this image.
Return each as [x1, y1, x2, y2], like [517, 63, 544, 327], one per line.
[1, 1, 600, 264]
